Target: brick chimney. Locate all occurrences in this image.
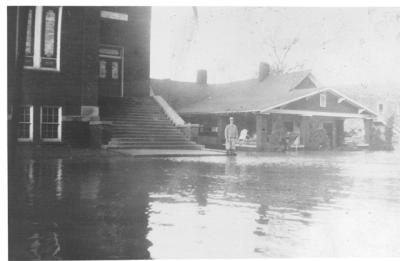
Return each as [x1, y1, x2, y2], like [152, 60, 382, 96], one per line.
[258, 62, 270, 81]
[196, 69, 207, 85]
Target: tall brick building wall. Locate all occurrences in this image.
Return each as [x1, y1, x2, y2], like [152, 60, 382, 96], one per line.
[8, 6, 151, 146]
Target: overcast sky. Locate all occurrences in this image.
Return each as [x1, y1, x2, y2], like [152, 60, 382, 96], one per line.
[150, 7, 400, 86]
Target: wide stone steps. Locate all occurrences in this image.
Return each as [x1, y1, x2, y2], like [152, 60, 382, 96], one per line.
[103, 109, 164, 116]
[109, 140, 198, 145]
[107, 144, 204, 149]
[106, 119, 171, 124]
[112, 127, 181, 133]
[111, 133, 186, 139]
[111, 125, 178, 130]
[103, 113, 170, 118]
[100, 96, 202, 150]
[111, 137, 189, 142]
[107, 110, 165, 115]
[110, 121, 175, 127]
[111, 125, 176, 130]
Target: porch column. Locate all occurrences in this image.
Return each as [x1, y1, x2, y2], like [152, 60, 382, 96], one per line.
[217, 116, 226, 146]
[364, 118, 372, 145]
[256, 114, 268, 150]
[332, 120, 337, 149]
[301, 116, 311, 149]
[336, 119, 345, 147]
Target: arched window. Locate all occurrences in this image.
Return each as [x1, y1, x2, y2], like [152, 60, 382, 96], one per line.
[43, 9, 56, 58]
[24, 7, 35, 61]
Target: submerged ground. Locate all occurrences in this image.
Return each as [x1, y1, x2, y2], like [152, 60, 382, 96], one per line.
[8, 148, 400, 259]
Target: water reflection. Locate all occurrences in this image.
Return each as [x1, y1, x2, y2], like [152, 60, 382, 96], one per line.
[147, 155, 350, 258]
[9, 151, 400, 259]
[10, 158, 153, 260]
[55, 159, 63, 200]
[25, 160, 34, 207]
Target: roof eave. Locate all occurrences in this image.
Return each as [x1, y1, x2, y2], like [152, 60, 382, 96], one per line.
[260, 88, 329, 113]
[260, 87, 378, 117]
[179, 109, 260, 115]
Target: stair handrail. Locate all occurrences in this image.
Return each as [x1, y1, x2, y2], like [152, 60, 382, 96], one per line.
[152, 95, 185, 126]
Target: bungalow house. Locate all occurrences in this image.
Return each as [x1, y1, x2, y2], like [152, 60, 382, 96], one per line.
[151, 63, 378, 150]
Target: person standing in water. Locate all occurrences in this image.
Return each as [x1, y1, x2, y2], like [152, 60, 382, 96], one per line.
[224, 117, 239, 155]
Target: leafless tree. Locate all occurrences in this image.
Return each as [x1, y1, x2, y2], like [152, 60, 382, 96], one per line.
[263, 36, 305, 74]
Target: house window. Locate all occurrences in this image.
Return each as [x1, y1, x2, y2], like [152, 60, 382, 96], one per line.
[378, 103, 384, 115]
[320, 93, 327, 107]
[111, 61, 119, 79]
[99, 60, 107, 78]
[18, 105, 33, 141]
[40, 106, 62, 141]
[199, 125, 218, 136]
[24, 6, 62, 70]
[24, 7, 35, 66]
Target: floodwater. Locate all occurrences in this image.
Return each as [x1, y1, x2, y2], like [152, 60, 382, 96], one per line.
[9, 150, 400, 259]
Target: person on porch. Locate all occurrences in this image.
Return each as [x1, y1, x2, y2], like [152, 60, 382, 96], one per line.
[225, 117, 239, 155]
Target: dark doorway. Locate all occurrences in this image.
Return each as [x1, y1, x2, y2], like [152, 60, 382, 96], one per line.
[98, 45, 123, 97]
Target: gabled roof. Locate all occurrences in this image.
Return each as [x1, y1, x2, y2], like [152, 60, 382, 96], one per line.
[152, 70, 318, 114]
[151, 70, 377, 117]
[332, 83, 400, 115]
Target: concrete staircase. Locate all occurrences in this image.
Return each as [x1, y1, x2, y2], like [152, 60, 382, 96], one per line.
[100, 96, 204, 150]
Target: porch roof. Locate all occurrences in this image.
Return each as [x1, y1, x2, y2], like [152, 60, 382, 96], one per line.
[154, 70, 317, 113]
[151, 70, 377, 118]
[265, 109, 375, 119]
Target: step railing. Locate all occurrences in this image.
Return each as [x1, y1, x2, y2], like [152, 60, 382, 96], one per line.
[152, 95, 200, 142]
[152, 95, 185, 126]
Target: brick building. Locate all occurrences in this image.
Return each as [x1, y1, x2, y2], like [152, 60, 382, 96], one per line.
[8, 6, 152, 146]
[8, 6, 204, 150]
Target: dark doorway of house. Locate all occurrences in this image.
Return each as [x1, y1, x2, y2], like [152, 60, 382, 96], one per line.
[323, 122, 334, 149]
[98, 45, 123, 97]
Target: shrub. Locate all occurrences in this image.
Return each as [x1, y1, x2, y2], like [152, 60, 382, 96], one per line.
[308, 128, 329, 150]
[369, 115, 395, 151]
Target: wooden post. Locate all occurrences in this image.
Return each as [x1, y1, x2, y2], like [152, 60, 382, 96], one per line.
[364, 118, 372, 145]
[335, 119, 345, 147]
[301, 116, 311, 149]
[332, 119, 337, 149]
[217, 115, 225, 147]
[256, 114, 268, 150]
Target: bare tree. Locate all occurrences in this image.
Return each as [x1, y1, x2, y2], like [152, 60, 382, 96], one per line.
[263, 36, 305, 74]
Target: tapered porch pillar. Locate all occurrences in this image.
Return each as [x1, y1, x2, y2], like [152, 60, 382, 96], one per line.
[335, 119, 345, 147]
[217, 116, 226, 147]
[256, 114, 268, 150]
[364, 118, 372, 145]
[301, 116, 311, 149]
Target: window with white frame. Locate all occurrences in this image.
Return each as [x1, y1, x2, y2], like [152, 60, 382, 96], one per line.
[320, 93, 327, 107]
[24, 6, 62, 70]
[18, 105, 33, 141]
[40, 106, 62, 141]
